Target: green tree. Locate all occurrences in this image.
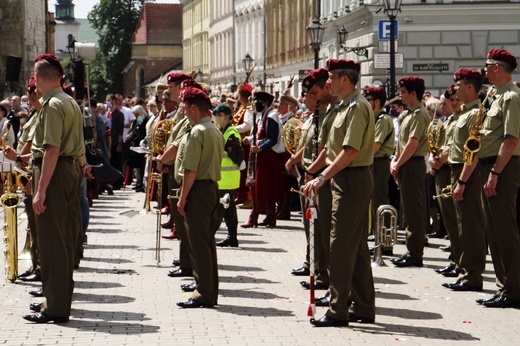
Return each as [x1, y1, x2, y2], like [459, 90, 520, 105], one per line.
[87, 0, 151, 98]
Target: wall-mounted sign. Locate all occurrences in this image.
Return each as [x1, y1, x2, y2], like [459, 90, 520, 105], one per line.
[413, 64, 449, 72]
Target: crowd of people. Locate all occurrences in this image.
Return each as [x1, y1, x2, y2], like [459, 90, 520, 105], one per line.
[2, 47, 520, 326]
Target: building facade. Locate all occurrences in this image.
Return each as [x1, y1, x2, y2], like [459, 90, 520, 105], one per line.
[209, 0, 234, 94]
[123, 3, 183, 98]
[53, 0, 80, 58]
[0, 0, 50, 98]
[182, 0, 210, 83]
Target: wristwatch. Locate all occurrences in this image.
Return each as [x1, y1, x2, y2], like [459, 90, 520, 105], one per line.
[317, 173, 326, 182]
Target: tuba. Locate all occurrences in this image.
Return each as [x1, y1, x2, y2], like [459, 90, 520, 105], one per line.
[1, 173, 22, 281]
[372, 205, 398, 267]
[282, 117, 304, 155]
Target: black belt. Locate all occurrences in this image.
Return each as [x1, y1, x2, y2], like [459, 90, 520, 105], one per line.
[374, 156, 390, 161]
[409, 156, 425, 161]
[341, 165, 369, 171]
[449, 163, 464, 169]
[32, 156, 74, 166]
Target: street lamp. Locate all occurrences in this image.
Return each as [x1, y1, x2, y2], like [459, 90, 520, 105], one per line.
[337, 26, 369, 58]
[382, 0, 402, 98]
[242, 53, 254, 72]
[306, 17, 326, 69]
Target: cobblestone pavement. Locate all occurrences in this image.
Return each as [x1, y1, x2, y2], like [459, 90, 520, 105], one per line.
[0, 188, 517, 345]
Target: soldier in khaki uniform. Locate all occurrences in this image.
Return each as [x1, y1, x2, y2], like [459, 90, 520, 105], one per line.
[429, 85, 464, 279]
[477, 49, 520, 308]
[304, 59, 375, 327]
[285, 68, 337, 295]
[363, 87, 394, 243]
[390, 76, 430, 267]
[175, 87, 224, 308]
[23, 54, 84, 323]
[436, 69, 487, 292]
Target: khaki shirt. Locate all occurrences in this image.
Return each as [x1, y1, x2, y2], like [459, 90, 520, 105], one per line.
[325, 90, 375, 167]
[448, 99, 481, 164]
[164, 117, 190, 165]
[31, 87, 85, 159]
[168, 104, 185, 124]
[374, 111, 395, 158]
[176, 117, 223, 183]
[480, 80, 520, 158]
[438, 113, 459, 160]
[397, 103, 430, 158]
[16, 110, 39, 153]
[298, 108, 326, 170]
[318, 97, 341, 152]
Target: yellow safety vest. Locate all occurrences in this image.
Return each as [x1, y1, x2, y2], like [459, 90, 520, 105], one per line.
[218, 125, 241, 190]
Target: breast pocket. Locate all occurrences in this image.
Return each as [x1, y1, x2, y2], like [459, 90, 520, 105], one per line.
[484, 107, 502, 131]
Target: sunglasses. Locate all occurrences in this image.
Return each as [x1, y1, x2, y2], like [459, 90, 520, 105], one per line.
[485, 62, 504, 68]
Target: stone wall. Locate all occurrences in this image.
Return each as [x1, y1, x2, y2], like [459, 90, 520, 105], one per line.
[0, 0, 47, 98]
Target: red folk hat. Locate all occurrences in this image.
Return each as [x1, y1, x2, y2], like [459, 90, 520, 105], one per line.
[167, 72, 192, 84]
[363, 86, 386, 101]
[398, 76, 425, 89]
[237, 83, 253, 95]
[302, 68, 329, 92]
[181, 86, 212, 107]
[35, 53, 64, 76]
[326, 59, 361, 72]
[453, 68, 483, 82]
[487, 48, 517, 70]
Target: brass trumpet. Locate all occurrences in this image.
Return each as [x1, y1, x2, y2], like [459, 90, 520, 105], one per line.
[433, 185, 452, 200]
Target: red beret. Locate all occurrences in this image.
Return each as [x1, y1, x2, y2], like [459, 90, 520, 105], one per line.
[302, 68, 329, 92]
[399, 76, 425, 89]
[237, 83, 253, 95]
[181, 79, 204, 91]
[326, 59, 360, 72]
[453, 68, 483, 82]
[363, 86, 386, 101]
[35, 53, 64, 76]
[253, 91, 275, 104]
[181, 86, 212, 107]
[26, 76, 36, 94]
[167, 73, 192, 84]
[444, 84, 457, 99]
[487, 48, 517, 70]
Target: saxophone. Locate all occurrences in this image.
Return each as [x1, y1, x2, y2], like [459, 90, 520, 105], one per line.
[1, 173, 22, 282]
[463, 87, 494, 165]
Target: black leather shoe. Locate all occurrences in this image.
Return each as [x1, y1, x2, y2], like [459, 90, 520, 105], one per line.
[181, 282, 197, 292]
[482, 296, 520, 308]
[442, 268, 461, 278]
[177, 298, 214, 308]
[291, 267, 310, 276]
[310, 315, 348, 327]
[435, 264, 455, 274]
[476, 294, 500, 305]
[23, 312, 69, 324]
[390, 254, 408, 263]
[315, 291, 331, 307]
[440, 244, 451, 252]
[172, 259, 180, 267]
[29, 288, 43, 297]
[349, 313, 375, 323]
[300, 281, 328, 290]
[18, 271, 32, 279]
[30, 303, 42, 312]
[19, 273, 42, 282]
[448, 282, 482, 292]
[217, 238, 239, 247]
[167, 268, 193, 277]
[393, 256, 423, 267]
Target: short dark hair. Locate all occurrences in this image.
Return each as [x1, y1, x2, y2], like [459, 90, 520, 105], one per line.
[462, 79, 483, 94]
[185, 98, 210, 114]
[35, 60, 61, 80]
[336, 69, 360, 86]
[403, 84, 425, 101]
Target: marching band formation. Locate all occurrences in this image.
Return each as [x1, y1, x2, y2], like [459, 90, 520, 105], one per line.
[1, 48, 520, 326]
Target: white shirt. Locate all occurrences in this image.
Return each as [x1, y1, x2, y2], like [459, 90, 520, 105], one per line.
[120, 106, 136, 142]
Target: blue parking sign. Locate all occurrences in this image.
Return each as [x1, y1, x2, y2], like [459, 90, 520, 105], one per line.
[378, 20, 398, 40]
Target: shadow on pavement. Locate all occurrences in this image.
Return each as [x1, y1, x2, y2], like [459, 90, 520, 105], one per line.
[220, 275, 278, 285]
[219, 287, 285, 300]
[375, 291, 419, 301]
[217, 304, 295, 317]
[374, 277, 407, 285]
[75, 280, 125, 289]
[85, 244, 139, 250]
[240, 246, 287, 253]
[73, 292, 136, 304]
[218, 264, 265, 272]
[82, 256, 134, 264]
[64, 309, 159, 334]
[376, 306, 443, 319]
[353, 322, 479, 341]
[75, 267, 138, 275]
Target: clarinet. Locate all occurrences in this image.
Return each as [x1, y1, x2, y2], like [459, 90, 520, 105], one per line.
[312, 101, 321, 162]
[245, 108, 257, 188]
